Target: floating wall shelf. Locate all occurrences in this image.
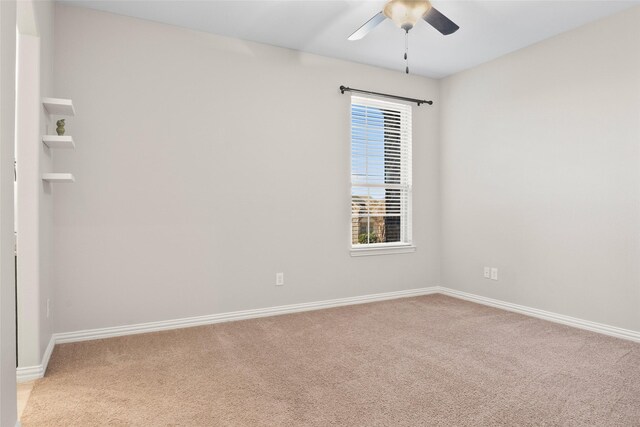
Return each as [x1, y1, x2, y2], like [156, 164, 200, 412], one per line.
[42, 98, 75, 116]
[42, 173, 75, 183]
[42, 135, 75, 149]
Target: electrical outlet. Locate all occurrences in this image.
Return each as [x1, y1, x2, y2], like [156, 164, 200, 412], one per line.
[490, 268, 498, 281]
[46, 299, 50, 318]
[483, 267, 491, 279]
[276, 272, 284, 286]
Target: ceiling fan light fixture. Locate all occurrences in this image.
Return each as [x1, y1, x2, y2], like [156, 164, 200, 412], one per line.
[383, 0, 432, 32]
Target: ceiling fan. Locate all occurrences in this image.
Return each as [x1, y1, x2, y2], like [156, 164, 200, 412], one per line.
[348, 0, 459, 74]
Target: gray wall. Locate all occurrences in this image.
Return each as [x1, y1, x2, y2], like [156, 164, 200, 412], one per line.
[53, 4, 640, 337]
[52, 5, 441, 333]
[440, 7, 640, 331]
[0, 0, 17, 425]
[15, 0, 55, 369]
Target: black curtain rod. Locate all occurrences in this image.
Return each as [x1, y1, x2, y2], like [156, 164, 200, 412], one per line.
[339, 85, 432, 106]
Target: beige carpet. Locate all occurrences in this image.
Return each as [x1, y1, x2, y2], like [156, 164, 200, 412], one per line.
[21, 295, 640, 426]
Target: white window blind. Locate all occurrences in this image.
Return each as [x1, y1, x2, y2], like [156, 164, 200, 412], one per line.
[351, 96, 412, 247]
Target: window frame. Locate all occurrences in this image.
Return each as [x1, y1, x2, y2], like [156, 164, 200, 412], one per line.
[349, 95, 416, 257]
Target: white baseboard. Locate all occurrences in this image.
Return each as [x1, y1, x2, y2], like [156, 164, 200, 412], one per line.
[16, 334, 55, 383]
[54, 287, 440, 344]
[437, 287, 640, 343]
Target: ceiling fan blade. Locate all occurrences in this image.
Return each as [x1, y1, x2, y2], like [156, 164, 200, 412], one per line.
[424, 7, 459, 35]
[348, 11, 386, 41]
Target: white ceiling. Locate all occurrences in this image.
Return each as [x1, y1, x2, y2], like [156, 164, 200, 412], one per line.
[61, 0, 640, 78]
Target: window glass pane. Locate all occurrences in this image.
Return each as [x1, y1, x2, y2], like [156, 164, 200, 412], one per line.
[351, 105, 387, 186]
[351, 187, 405, 245]
[351, 215, 403, 245]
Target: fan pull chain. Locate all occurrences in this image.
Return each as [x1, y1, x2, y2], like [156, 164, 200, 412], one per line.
[404, 30, 409, 74]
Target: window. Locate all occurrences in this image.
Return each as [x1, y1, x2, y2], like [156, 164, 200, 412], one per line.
[351, 96, 413, 253]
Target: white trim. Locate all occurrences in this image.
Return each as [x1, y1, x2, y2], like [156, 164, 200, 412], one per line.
[16, 421, 22, 427]
[54, 287, 439, 344]
[16, 366, 42, 384]
[41, 333, 55, 373]
[438, 287, 640, 343]
[350, 245, 416, 257]
[16, 334, 55, 383]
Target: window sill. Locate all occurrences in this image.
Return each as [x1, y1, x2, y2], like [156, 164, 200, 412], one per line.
[350, 245, 416, 257]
